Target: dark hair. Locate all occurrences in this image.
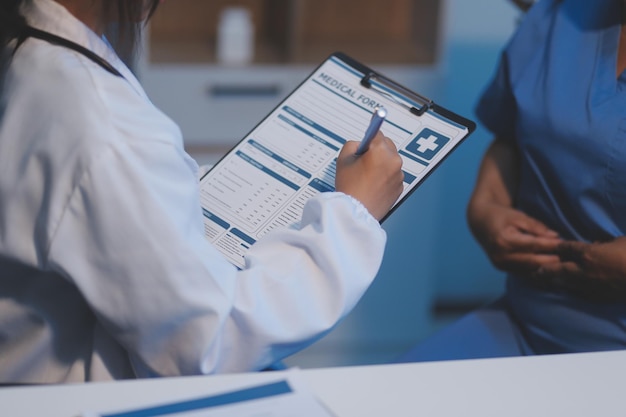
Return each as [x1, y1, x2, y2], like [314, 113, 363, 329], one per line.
[0, 0, 27, 48]
[1, 0, 161, 58]
[0, 0, 26, 87]
[102, 0, 161, 61]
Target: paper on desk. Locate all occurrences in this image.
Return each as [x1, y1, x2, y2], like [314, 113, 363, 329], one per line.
[81, 369, 336, 417]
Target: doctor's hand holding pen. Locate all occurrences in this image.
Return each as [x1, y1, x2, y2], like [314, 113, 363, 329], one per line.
[335, 130, 404, 221]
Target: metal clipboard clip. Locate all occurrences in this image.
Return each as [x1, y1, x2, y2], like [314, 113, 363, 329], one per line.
[360, 72, 433, 116]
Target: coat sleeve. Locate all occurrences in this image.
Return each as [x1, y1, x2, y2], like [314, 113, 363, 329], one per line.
[46, 136, 386, 376]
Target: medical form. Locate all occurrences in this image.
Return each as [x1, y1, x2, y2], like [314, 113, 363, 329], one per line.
[199, 53, 475, 268]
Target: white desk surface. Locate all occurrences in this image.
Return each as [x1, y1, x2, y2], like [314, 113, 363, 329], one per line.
[2, 350, 626, 417]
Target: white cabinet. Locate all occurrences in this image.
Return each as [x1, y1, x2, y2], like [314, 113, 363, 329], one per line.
[138, 64, 307, 148]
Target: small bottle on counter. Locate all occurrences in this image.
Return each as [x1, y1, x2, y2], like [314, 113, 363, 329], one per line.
[216, 7, 254, 65]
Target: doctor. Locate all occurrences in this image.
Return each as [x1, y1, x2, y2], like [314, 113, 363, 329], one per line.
[0, 0, 404, 383]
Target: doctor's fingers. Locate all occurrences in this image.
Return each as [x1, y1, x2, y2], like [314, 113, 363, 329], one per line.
[367, 131, 398, 154]
[362, 135, 402, 173]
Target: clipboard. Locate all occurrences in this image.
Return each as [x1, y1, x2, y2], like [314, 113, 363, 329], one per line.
[199, 52, 476, 268]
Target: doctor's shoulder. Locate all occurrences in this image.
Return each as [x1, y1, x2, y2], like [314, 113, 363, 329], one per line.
[9, 39, 115, 121]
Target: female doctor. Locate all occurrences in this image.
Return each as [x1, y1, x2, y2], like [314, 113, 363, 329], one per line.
[0, 0, 404, 383]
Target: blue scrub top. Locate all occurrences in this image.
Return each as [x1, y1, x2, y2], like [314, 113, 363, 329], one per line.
[476, 0, 626, 352]
[478, 0, 626, 242]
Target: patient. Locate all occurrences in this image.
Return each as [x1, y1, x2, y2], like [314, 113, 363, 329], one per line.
[398, 0, 626, 362]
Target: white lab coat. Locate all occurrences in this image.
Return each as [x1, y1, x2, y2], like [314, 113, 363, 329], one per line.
[0, 0, 386, 382]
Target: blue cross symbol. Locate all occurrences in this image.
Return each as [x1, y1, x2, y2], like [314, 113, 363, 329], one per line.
[405, 128, 450, 161]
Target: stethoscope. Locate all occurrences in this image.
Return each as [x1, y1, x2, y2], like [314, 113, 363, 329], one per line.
[14, 26, 123, 78]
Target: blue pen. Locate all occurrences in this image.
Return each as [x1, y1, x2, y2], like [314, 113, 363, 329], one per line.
[355, 106, 387, 155]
